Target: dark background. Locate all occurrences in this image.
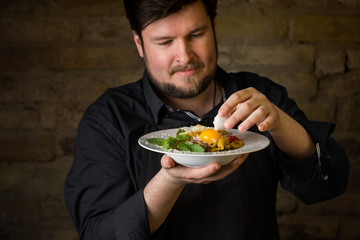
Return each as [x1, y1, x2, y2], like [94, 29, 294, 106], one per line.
[0, 0, 359, 239]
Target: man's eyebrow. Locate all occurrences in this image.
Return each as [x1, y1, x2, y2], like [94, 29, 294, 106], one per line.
[188, 25, 208, 35]
[150, 25, 209, 42]
[150, 35, 173, 42]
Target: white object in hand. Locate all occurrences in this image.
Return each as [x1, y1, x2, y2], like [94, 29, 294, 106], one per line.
[213, 113, 231, 130]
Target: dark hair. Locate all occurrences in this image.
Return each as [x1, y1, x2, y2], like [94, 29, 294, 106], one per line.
[123, 0, 217, 37]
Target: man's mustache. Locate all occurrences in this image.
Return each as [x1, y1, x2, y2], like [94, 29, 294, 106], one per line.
[169, 61, 205, 75]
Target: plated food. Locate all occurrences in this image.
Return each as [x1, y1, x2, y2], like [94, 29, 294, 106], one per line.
[138, 127, 270, 167]
[146, 125, 244, 153]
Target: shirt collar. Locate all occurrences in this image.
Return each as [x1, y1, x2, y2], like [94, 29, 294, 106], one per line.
[142, 70, 166, 125]
[215, 66, 238, 101]
[142, 66, 239, 125]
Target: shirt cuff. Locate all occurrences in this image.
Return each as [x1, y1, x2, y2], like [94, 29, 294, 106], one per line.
[315, 142, 329, 181]
[275, 121, 334, 183]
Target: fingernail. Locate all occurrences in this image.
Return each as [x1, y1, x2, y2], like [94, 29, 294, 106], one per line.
[218, 110, 225, 117]
[258, 124, 265, 132]
[239, 126, 244, 132]
[166, 158, 174, 168]
[214, 164, 221, 171]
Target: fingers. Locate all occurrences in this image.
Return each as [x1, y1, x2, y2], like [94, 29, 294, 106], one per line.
[161, 154, 222, 184]
[161, 155, 176, 169]
[162, 154, 249, 185]
[203, 154, 249, 182]
[219, 88, 258, 130]
[224, 99, 258, 130]
[237, 105, 268, 132]
[218, 88, 253, 117]
[218, 87, 277, 132]
[177, 162, 222, 180]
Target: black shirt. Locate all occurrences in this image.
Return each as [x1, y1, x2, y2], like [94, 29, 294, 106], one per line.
[64, 66, 349, 240]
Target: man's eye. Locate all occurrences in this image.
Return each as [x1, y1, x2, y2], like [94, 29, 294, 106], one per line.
[190, 32, 204, 39]
[158, 40, 172, 46]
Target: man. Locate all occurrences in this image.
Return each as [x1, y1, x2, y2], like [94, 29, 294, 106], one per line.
[64, 0, 349, 239]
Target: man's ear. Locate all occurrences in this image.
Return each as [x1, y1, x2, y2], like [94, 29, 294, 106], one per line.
[133, 31, 144, 58]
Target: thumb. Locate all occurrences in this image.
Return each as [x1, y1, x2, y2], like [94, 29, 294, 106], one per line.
[161, 154, 176, 169]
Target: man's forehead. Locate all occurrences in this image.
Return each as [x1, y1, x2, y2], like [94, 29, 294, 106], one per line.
[141, 1, 210, 37]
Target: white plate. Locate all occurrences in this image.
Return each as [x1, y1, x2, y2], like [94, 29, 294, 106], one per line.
[138, 128, 270, 168]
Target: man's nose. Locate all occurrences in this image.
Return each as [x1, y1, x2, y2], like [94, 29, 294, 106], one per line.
[175, 39, 193, 63]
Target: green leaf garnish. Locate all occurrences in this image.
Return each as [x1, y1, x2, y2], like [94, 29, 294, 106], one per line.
[163, 136, 177, 150]
[146, 129, 203, 152]
[177, 142, 204, 152]
[176, 129, 186, 135]
[146, 138, 165, 146]
[176, 134, 189, 141]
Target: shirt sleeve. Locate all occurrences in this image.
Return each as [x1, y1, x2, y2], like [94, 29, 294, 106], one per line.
[268, 82, 350, 205]
[272, 121, 349, 205]
[64, 106, 151, 240]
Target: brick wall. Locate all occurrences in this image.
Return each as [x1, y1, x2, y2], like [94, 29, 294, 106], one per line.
[0, 0, 359, 239]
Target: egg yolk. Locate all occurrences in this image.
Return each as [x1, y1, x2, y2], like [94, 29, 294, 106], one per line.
[200, 129, 221, 143]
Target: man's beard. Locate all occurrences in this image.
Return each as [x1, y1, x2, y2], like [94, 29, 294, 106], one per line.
[146, 61, 217, 99]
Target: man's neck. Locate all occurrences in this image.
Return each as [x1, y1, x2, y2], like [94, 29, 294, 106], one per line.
[159, 81, 222, 118]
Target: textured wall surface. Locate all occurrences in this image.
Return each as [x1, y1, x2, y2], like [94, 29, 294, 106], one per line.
[0, 0, 359, 239]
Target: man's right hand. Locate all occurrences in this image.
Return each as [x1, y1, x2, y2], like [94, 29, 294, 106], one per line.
[160, 154, 249, 185]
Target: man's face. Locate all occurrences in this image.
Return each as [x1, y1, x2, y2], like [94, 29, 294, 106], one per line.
[133, 1, 217, 98]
